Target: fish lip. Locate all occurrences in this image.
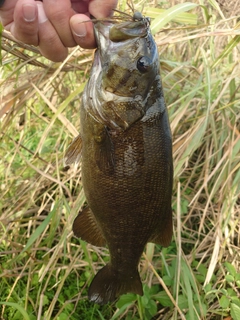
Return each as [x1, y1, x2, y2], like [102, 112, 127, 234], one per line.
[93, 20, 113, 51]
[93, 20, 116, 72]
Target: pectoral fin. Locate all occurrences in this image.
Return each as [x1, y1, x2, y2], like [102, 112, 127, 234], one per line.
[94, 126, 115, 174]
[73, 206, 106, 247]
[149, 206, 173, 247]
[65, 134, 82, 165]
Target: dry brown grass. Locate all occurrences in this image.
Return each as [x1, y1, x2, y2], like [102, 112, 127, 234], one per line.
[0, 0, 240, 319]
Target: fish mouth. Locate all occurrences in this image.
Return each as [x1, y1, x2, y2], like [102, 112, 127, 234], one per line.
[93, 14, 150, 52]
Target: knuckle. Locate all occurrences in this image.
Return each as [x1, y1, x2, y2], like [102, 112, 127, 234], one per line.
[42, 48, 68, 62]
[13, 30, 38, 46]
[39, 34, 68, 62]
[46, 8, 68, 26]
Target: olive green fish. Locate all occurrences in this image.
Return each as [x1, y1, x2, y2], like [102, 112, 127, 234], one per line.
[66, 12, 173, 305]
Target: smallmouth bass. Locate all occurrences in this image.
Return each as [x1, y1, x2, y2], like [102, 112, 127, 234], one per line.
[66, 11, 173, 305]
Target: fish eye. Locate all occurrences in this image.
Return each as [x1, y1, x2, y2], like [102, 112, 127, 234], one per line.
[133, 11, 143, 21]
[137, 56, 151, 73]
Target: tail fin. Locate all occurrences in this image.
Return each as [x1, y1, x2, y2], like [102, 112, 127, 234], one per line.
[88, 264, 143, 304]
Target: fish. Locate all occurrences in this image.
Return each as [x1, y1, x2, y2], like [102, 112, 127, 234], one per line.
[65, 11, 173, 305]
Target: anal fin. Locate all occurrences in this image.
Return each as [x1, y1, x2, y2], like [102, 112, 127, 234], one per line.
[149, 206, 173, 247]
[73, 206, 106, 247]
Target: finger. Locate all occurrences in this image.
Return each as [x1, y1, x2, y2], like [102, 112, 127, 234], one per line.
[10, 0, 39, 46]
[0, 0, 6, 8]
[70, 14, 96, 49]
[89, 0, 118, 18]
[0, 0, 16, 26]
[37, 2, 68, 62]
[42, 0, 76, 48]
[70, 0, 118, 50]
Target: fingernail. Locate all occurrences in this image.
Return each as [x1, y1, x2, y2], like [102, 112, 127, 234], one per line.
[37, 3, 48, 24]
[72, 22, 87, 37]
[23, 4, 36, 22]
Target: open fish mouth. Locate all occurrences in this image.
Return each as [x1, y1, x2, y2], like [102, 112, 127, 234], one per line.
[93, 12, 150, 51]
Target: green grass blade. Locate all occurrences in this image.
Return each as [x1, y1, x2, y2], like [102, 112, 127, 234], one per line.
[144, 7, 198, 25]
[21, 204, 56, 254]
[111, 302, 134, 320]
[211, 35, 240, 69]
[151, 2, 198, 35]
[0, 302, 31, 320]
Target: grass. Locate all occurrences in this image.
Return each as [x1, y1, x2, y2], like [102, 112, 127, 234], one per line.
[0, 0, 240, 319]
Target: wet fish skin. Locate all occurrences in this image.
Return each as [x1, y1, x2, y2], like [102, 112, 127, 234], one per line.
[66, 12, 173, 305]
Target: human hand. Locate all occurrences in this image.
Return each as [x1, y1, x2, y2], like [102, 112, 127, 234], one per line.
[0, 0, 118, 62]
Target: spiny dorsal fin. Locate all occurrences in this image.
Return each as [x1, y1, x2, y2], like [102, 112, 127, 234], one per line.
[65, 134, 82, 165]
[73, 206, 106, 247]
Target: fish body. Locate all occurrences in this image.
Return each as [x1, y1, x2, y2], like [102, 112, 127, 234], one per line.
[66, 12, 173, 304]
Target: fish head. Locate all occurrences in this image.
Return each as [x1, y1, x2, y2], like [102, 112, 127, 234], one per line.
[93, 13, 159, 99]
[84, 12, 162, 130]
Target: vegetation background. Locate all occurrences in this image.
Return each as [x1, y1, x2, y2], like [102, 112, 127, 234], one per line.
[0, 0, 239, 319]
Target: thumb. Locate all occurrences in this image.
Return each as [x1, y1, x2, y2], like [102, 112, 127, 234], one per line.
[70, 14, 96, 49]
[0, 0, 17, 27]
